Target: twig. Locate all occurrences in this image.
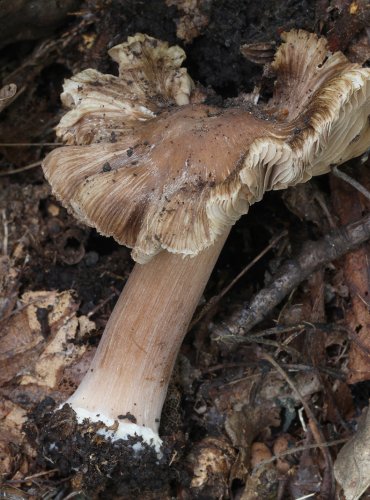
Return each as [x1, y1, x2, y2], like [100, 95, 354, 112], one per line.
[0, 297, 42, 323]
[5, 468, 58, 483]
[201, 361, 345, 379]
[245, 336, 301, 357]
[296, 493, 317, 500]
[332, 165, 370, 201]
[314, 191, 336, 229]
[248, 323, 308, 339]
[190, 230, 287, 329]
[262, 353, 335, 498]
[0, 160, 41, 176]
[60, 491, 83, 499]
[283, 363, 345, 380]
[87, 291, 119, 318]
[2, 209, 8, 255]
[0, 142, 61, 147]
[298, 407, 307, 432]
[214, 213, 370, 338]
[262, 353, 324, 434]
[24, 469, 59, 481]
[253, 437, 347, 470]
[99, 270, 126, 281]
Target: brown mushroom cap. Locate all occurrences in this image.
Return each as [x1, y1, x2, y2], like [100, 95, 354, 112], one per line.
[43, 31, 370, 263]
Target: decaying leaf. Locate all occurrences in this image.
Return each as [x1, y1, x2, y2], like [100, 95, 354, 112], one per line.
[202, 369, 321, 418]
[225, 403, 280, 482]
[0, 290, 96, 477]
[0, 83, 17, 112]
[334, 406, 370, 500]
[0, 256, 20, 324]
[240, 463, 279, 500]
[0, 290, 95, 390]
[196, 364, 323, 494]
[289, 443, 322, 499]
[188, 437, 236, 498]
[0, 400, 29, 477]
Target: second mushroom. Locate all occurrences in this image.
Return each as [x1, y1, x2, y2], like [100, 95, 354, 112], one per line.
[42, 30, 370, 470]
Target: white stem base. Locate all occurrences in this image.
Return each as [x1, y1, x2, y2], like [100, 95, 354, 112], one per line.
[72, 406, 163, 455]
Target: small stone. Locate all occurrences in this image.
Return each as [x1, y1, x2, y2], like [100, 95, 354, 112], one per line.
[84, 251, 99, 266]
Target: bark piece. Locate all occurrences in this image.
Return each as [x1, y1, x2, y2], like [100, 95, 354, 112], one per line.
[331, 169, 370, 383]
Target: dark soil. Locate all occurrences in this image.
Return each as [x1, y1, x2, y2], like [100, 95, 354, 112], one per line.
[26, 400, 181, 498]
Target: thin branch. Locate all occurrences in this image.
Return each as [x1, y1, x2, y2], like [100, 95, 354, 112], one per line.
[4, 468, 58, 484]
[262, 354, 323, 432]
[295, 494, 316, 500]
[262, 353, 335, 497]
[253, 437, 347, 470]
[62, 492, 83, 500]
[0, 142, 61, 147]
[0, 160, 41, 176]
[2, 209, 8, 255]
[190, 230, 288, 329]
[87, 291, 119, 318]
[201, 360, 345, 379]
[214, 213, 370, 338]
[332, 165, 370, 201]
[0, 295, 61, 323]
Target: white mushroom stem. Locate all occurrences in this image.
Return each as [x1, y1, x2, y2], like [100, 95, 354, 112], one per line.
[66, 230, 229, 450]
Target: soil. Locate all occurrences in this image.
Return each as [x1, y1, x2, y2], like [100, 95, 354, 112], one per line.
[25, 400, 180, 497]
[0, 0, 370, 499]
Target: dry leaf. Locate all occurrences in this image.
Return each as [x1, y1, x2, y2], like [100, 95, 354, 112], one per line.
[19, 291, 91, 388]
[331, 170, 370, 384]
[225, 403, 280, 482]
[0, 400, 29, 477]
[240, 464, 279, 500]
[0, 290, 94, 390]
[0, 255, 20, 320]
[334, 406, 370, 500]
[0, 83, 17, 112]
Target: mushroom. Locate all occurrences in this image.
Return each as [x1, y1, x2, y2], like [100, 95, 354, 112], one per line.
[42, 31, 370, 458]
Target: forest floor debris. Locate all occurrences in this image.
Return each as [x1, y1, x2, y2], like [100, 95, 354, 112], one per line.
[1, 1, 370, 498]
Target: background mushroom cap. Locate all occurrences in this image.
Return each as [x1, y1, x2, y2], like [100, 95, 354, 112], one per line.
[43, 30, 370, 263]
